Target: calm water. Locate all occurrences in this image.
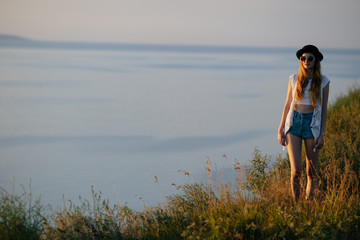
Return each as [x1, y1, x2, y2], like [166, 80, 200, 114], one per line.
[1, 44, 359, 209]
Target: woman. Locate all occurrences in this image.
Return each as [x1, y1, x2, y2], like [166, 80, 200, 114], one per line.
[278, 45, 330, 202]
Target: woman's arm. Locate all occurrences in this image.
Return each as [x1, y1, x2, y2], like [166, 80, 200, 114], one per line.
[314, 82, 330, 149]
[278, 79, 293, 146]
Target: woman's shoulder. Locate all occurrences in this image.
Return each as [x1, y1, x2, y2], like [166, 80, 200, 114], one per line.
[289, 73, 297, 79]
[289, 73, 297, 84]
[321, 75, 330, 86]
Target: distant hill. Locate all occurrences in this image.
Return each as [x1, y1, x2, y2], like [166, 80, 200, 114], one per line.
[0, 33, 250, 53]
[0, 34, 37, 48]
[0, 34, 33, 44]
[0, 34, 30, 41]
[0, 34, 267, 52]
[0, 33, 294, 54]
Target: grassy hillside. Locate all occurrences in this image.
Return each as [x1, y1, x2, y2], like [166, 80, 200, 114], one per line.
[1, 87, 360, 239]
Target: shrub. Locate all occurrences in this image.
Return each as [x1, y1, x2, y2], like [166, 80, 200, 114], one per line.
[319, 85, 360, 194]
[0, 184, 44, 240]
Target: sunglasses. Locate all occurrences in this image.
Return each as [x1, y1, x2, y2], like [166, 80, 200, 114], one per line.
[300, 56, 314, 62]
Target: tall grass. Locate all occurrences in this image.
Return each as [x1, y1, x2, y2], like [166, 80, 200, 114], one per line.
[0, 182, 45, 240]
[1, 86, 360, 239]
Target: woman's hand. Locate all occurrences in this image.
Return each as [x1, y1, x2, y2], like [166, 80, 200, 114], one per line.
[314, 134, 325, 149]
[278, 128, 286, 146]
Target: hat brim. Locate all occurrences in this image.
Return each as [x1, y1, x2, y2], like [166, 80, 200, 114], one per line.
[296, 49, 323, 62]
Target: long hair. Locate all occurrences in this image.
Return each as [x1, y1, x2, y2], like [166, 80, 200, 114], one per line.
[295, 58, 322, 107]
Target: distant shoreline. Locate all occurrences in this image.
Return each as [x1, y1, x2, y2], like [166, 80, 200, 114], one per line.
[1, 33, 359, 54]
[0, 33, 292, 54]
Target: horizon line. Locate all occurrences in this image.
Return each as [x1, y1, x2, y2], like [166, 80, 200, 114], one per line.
[1, 33, 360, 53]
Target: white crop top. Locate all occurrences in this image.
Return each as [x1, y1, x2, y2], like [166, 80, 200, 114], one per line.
[295, 79, 312, 105]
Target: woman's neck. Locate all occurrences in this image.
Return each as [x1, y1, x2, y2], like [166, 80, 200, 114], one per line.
[306, 69, 314, 79]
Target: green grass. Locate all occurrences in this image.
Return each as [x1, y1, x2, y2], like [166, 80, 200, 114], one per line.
[0, 182, 45, 240]
[1, 86, 360, 239]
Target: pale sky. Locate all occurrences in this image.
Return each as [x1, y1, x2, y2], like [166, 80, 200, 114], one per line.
[1, 0, 359, 49]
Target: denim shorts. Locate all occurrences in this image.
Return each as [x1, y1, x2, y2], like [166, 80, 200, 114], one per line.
[287, 110, 314, 139]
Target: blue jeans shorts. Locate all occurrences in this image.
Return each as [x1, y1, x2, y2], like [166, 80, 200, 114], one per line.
[287, 110, 314, 139]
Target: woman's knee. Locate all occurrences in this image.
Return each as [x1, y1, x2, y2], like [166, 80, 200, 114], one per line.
[291, 170, 302, 181]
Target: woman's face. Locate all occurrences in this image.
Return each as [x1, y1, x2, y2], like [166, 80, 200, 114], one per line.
[300, 53, 316, 70]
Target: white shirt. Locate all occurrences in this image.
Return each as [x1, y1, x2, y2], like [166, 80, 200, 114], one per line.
[284, 74, 330, 140]
[295, 79, 312, 105]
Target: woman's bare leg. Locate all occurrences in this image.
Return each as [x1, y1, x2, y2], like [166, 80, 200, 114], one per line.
[304, 138, 319, 200]
[286, 133, 303, 202]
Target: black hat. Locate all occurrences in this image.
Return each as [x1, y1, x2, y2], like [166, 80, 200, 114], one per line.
[296, 45, 323, 62]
